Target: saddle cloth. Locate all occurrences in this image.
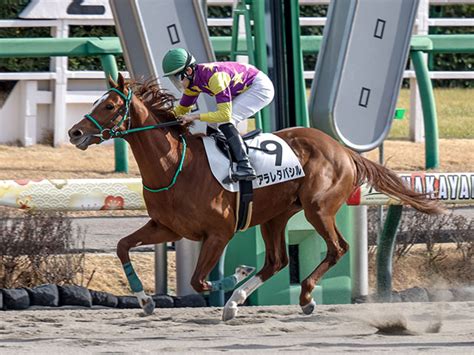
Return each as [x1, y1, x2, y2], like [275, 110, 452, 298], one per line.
[202, 132, 305, 192]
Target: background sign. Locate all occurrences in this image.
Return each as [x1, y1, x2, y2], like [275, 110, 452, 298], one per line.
[20, 0, 113, 19]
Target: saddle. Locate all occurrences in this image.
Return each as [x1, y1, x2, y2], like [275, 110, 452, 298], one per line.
[202, 127, 305, 232]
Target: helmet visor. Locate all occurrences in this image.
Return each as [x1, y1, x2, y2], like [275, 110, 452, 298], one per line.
[169, 74, 185, 93]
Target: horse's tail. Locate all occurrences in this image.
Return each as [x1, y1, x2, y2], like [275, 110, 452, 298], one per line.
[346, 149, 445, 215]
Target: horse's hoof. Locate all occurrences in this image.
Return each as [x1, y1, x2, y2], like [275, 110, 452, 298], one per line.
[141, 297, 155, 316]
[301, 299, 316, 315]
[222, 301, 238, 321]
[236, 265, 256, 277]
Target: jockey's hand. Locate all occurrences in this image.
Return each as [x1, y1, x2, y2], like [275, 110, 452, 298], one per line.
[178, 114, 199, 125]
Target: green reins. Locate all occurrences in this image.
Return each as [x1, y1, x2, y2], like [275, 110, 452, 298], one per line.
[84, 88, 186, 193]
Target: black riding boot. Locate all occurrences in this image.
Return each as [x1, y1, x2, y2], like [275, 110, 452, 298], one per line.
[219, 123, 257, 181]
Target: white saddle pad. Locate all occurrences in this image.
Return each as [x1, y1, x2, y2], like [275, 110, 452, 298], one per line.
[202, 133, 305, 192]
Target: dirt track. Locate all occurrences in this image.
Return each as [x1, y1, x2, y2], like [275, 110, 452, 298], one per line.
[0, 302, 473, 353]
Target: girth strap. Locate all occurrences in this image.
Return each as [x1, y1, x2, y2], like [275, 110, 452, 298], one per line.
[235, 180, 253, 232]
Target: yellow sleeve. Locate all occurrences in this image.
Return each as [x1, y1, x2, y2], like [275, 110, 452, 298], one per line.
[199, 71, 233, 123]
[172, 88, 200, 116]
[200, 102, 232, 123]
[173, 104, 192, 117]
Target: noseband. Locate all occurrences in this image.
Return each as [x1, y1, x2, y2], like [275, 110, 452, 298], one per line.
[84, 87, 182, 141]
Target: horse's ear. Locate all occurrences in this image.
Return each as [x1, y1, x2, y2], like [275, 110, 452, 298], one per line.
[108, 75, 118, 88]
[117, 72, 126, 91]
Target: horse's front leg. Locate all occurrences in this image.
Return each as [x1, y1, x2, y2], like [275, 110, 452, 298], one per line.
[117, 219, 181, 315]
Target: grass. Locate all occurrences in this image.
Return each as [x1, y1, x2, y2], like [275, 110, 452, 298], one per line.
[391, 88, 474, 139]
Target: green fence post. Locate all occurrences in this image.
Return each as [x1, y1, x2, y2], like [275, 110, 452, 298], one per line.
[230, 0, 262, 130]
[251, 0, 271, 133]
[376, 205, 403, 301]
[100, 54, 129, 173]
[289, 0, 309, 127]
[410, 50, 440, 170]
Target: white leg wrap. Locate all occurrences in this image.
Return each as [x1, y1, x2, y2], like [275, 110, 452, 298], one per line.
[229, 275, 263, 306]
[134, 290, 148, 305]
[135, 290, 155, 316]
[222, 275, 263, 321]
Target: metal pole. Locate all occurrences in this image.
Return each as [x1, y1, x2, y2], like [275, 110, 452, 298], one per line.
[154, 244, 168, 294]
[175, 239, 201, 296]
[99, 54, 129, 173]
[352, 205, 369, 299]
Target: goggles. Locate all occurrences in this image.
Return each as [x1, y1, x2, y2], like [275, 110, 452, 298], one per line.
[169, 73, 185, 92]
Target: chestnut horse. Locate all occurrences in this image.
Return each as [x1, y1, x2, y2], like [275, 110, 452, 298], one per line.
[69, 73, 442, 321]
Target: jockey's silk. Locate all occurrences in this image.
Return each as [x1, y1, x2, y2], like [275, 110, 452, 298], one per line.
[173, 62, 260, 123]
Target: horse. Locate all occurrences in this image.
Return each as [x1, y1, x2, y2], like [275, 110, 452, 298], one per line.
[68, 73, 443, 321]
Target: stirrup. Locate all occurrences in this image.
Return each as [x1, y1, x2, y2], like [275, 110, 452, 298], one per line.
[232, 169, 256, 181]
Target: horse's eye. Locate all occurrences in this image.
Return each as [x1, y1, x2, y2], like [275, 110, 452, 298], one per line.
[106, 104, 114, 110]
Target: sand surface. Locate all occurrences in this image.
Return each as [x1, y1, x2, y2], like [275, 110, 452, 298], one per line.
[0, 302, 473, 354]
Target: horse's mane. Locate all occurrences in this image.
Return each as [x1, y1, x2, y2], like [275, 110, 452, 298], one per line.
[129, 78, 188, 135]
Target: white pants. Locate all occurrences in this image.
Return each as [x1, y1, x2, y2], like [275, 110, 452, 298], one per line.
[210, 71, 275, 134]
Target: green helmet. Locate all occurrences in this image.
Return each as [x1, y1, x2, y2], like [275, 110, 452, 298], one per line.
[162, 48, 196, 77]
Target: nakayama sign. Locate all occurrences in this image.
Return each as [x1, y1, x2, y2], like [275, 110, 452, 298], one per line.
[20, 0, 113, 20]
[347, 172, 474, 206]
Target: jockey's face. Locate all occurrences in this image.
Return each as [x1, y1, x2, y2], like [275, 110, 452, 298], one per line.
[181, 67, 193, 89]
[170, 66, 193, 93]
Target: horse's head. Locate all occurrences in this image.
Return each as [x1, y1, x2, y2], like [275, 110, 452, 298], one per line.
[69, 73, 133, 150]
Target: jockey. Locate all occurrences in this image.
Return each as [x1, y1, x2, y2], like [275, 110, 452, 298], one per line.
[161, 48, 275, 182]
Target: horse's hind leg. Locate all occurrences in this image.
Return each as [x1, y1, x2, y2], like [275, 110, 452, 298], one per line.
[189, 234, 231, 293]
[117, 220, 181, 315]
[222, 213, 291, 321]
[299, 212, 349, 315]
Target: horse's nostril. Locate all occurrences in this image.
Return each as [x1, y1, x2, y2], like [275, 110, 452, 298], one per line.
[69, 129, 83, 138]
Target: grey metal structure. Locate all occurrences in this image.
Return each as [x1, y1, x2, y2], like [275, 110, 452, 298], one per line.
[309, 0, 419, 152]
[110, 0, 216, 132]
[308, 0, 419, 300]
[109, 0, 215, 296]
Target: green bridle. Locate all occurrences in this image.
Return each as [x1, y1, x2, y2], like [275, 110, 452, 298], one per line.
[84, 87, 187, 193]
[85, 88, 133, 141]
[85, 88, 183, 140]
